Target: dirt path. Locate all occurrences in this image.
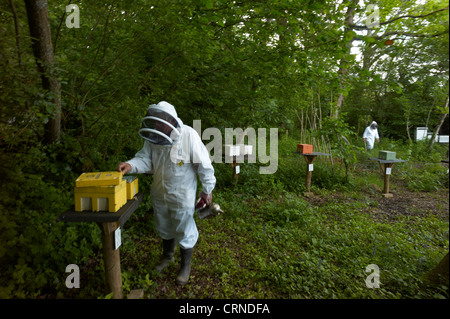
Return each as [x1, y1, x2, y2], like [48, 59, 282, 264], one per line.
[304, 188, 449, 223]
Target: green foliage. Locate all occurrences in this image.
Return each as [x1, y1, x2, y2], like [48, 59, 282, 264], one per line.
[0, 147, 102, 298]
[401, 163, 449, 192]
[0, 0, 448, 299]
[320, 116, 365, 183]
[123, 185, 447, 299]
[343, 0, 449, 140]
[408, 140, 448, 163]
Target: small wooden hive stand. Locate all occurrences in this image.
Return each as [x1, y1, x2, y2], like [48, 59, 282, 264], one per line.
[59, 172, 142, 299]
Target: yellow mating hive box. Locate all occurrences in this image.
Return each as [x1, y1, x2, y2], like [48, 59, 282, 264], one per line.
[122, 176, 139, 200]
[74, 171, 127, 212]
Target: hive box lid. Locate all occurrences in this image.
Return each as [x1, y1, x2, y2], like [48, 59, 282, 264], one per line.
[76, 171, 123, 187]
[74, 179, 126, 194]
[122, 175, 138, 183]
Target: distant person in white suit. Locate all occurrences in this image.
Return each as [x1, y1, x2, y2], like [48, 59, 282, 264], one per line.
[363, 121, 380, 151]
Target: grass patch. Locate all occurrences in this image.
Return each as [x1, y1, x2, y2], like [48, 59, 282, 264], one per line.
[113, 185, 447, 299]
[23, 136, 448, 299]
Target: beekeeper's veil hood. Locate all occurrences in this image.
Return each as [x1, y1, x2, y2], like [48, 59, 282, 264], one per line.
[138, 101, 183, 145]
[370, 121, 378, 129]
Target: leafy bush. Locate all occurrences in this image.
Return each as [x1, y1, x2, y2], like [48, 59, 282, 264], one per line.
[408, 140, 448, 163]
[0, 166, 102, 298]
[400, 163, 449, 192]
[0, 138, 108, 298]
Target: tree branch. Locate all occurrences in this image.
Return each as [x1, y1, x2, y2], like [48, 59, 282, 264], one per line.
[375, 30, 449, 40]
[349, 6, 449, 30]
[379, 5, 449, 26]
[8, 0, 22, 66]
[54, 0, 72, 55]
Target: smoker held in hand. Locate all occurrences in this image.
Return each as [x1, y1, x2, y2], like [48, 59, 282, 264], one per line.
[195, 197, 224, 219]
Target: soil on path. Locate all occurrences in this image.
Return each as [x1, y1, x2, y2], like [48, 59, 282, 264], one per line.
[304, 187, 449, 223]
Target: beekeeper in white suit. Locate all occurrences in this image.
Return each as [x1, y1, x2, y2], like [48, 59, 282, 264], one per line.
[117, 101, 216, 285]
[363, 121, 380, 151]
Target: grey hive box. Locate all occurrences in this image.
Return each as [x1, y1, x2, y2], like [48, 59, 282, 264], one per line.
[378, 151, 396, 161]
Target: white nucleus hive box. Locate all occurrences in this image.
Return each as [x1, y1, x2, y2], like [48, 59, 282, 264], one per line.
[237, 144, 253, 155]
[74, 172, 129, 212]
[225, 144, 240, 156]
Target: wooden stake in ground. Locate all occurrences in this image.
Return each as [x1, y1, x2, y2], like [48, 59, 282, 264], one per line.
[381, 163, 395, 198]
[294, 152, 331, 196]
[303, 154, 317, 196]
[102, 221, 123, 299]
[369, 158, 406, 198]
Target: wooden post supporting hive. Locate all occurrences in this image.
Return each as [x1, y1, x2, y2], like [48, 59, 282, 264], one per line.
[231, 159, 239, 184]
[293, 151, 330, 197]
[223, 153, 256, 184]
[101, 221, 123, 299]
[59, 191, 144, 299]
[369, 157, 406, 198]
[303, 155, 317, 196]
[382, 163, 395, 198]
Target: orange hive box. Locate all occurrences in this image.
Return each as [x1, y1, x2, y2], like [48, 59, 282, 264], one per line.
[297, 144, 313, 154]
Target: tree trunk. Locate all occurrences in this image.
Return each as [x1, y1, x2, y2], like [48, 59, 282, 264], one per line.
[9, 0, 22, 66]
[333, 0, 358, 119]
[421, 252, 449, 287]
[24, 0, 62, 144]
[428, 95, 448, 151]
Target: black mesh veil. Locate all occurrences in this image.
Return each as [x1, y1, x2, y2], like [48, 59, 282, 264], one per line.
[138, 108, 181, 145]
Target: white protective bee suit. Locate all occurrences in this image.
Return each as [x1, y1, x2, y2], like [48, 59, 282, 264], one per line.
[125, 101, 216, 249]
[363, 121, 380, 150]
